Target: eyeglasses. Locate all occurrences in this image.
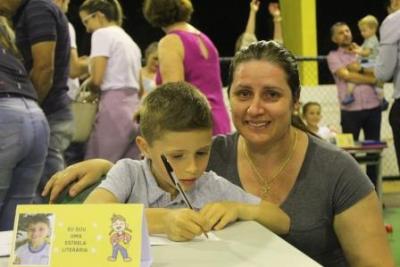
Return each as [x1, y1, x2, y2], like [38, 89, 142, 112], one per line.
[82, 13, 96, 26]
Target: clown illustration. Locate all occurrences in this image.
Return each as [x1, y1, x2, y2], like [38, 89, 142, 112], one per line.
[107, 214, 132, 262]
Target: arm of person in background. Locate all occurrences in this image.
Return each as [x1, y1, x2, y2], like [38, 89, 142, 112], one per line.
[374, 15, 400, 82]
[268, 2, 283, 43]
[334, 191, 395, 267]
[84, 56, 108, 92]
[334, 65, 377, 84]
[69, 48, 89, 79]
[244, 0, 259, 38]
[41, 159, 114, 203]
[85, 186, 206, 241]
[200, 201, 290, 235]
[158, 34, 185, 82]
[30, 41, 55, 102]
[350, 42, 372, 57]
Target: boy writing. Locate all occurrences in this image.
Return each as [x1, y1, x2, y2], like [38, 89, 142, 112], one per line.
[84, 81, 290, 241]
[14, 214, 51, 265]
[344, 15, 388, 109]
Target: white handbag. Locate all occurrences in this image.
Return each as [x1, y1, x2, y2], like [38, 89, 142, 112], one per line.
[71, 86, 99, 143]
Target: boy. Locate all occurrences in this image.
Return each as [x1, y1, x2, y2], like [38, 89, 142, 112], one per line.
[344, 15, 388, 109]
[85, 81, 290, 241]
[14, 214, 51, 265]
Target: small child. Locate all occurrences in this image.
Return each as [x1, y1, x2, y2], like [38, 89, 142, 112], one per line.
[139, 42, 158, 98]
[302, 102, 337, 142]
[84, 81, 289, 241]
[344, 15, 388, 110]
[14, 214, 51, 265]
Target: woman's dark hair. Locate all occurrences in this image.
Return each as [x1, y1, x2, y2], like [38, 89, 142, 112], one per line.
[227, 40, 315, 135]
[143, 0, 193, 28]
[80, 0, 123, 26]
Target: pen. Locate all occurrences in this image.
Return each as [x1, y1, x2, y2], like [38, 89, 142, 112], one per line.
[160, 154, 209, 238]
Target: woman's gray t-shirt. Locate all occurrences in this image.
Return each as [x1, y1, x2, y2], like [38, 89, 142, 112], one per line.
[207, 133, 374, 267]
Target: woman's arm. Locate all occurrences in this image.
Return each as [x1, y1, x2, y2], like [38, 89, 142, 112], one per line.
[268, 3, 283, 43]
[87, 56, 108, 92]
[244, 0, 259, 36]
[200, 201, 290, 235]
[42, 159, 114, 203]
[158, 34, 184, 82]
[334, 191, 395, 267]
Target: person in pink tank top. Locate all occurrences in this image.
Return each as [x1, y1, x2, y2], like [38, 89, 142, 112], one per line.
[143, 0, 231, 135]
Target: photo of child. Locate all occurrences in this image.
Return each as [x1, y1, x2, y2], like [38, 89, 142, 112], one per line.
[13, 213, 54, 266]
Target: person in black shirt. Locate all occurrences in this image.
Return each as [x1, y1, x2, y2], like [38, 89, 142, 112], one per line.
[0, 16, 50, 230]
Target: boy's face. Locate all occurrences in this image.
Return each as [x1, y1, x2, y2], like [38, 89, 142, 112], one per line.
[138, 129, 213, 192]
[27, 222, 49, 245]
[359, 24, 376, 39]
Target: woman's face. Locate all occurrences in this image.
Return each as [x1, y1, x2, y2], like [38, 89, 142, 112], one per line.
[80, 10, 101, 33]
[229, 60, 294, 146]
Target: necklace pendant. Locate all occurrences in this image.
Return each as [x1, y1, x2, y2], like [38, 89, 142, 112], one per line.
[261, 185, 270, 195]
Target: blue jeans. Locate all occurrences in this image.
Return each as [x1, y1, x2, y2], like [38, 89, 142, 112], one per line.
[111, 244, 129, 259]
[0, 97, 49, 230]
[37, 106, 74, 203]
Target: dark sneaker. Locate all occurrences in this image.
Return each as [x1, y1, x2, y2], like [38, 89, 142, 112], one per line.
[381, 98, 389, 111]
[341, 94, 355, 105]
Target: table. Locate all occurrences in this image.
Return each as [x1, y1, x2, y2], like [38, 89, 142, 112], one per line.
[342, 142, 387, 200]
[151, 221, 321, 267]
[1, 222, 321, 267]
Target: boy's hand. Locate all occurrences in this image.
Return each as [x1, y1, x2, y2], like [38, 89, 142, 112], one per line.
[164, 209, 206, 241]
[200, 202, 241, 231]
[42, 159, 112, 203]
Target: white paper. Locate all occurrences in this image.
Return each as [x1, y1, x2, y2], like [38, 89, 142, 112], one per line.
[0, 231, 13, 257]
[150, 232, 220, 246]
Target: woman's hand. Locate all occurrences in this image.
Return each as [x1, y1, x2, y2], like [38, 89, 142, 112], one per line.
[41, 159, 113, 203]
[268, 2, 281, 18]
[200, 202, 241, 231]
[163, 209, 206, 241]
[250, 0, 260, 13]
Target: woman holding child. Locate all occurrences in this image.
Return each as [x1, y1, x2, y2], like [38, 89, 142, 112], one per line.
[43, 41, 394, 266]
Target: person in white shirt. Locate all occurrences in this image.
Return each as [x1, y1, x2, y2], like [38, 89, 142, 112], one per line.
[79, 0, 142, 162]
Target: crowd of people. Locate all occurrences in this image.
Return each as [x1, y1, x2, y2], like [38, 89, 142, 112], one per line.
[0, 0, 398, 266]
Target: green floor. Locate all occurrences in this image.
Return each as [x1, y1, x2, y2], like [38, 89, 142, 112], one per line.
[383, 208, 400, 266]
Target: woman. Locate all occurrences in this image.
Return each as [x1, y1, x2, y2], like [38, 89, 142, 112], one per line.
[0, 17, 49, 230]
[143, 0, 231, 135]
[43, 41, 394, 266]
[79, 0, 142, 162]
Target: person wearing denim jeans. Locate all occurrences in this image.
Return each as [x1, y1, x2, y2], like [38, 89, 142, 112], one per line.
[0, 0, 73, 202]
[0, 17, 50, 230]
[0, 97, 50, 230]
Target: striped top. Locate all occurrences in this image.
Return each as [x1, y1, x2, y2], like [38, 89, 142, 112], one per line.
[13, 0, 70, 115]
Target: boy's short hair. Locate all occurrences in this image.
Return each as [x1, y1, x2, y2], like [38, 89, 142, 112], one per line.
[358, 15, 379, 30]
[26, 214, 50, 228]
[139, 81, 212, 145]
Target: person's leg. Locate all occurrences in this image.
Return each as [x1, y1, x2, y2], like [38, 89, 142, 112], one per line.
[340, 110, 362, 140]
[0, 98, 49, 230]
[389, 99, 400, 174]
[37, 108, 73, 203]
[363, 107, 382, 187]
[85, 89, 140, 162]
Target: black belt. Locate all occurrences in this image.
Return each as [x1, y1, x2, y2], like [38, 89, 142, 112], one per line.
[0, 92, 24, 98]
